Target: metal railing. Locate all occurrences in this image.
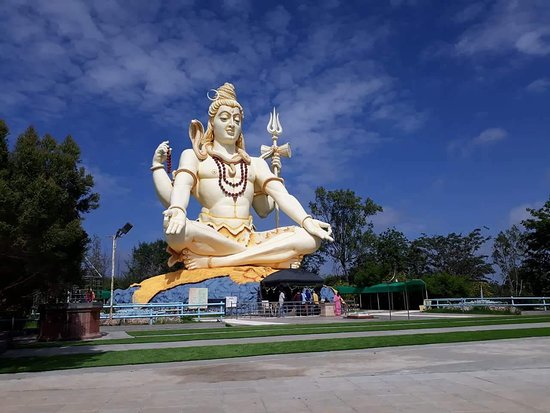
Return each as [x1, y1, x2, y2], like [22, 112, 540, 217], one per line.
[101, 302, 225, 324]
[227, 300, 332, 318]
[101, 299, 351, 324]
[424, 296, 550, 311]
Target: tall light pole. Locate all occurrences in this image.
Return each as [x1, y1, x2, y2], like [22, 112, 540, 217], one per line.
[109, 222, 133, 323]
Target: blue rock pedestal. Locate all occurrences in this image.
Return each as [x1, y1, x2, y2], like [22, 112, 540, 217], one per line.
[150, 276, 260, 304]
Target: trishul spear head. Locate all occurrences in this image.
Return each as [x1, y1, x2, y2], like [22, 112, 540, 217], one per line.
[261, 107, 291, 177]
[260, 108, 292, 229]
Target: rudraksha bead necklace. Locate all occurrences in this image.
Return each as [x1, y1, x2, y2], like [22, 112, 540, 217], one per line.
[166, 148, 172, 174]
[213, 156, 248, 202]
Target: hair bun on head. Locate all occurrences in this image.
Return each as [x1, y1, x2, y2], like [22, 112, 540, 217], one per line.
[217, 83, 237, 100]
[207, 82, 243, 120]
[208, 83, 237, 101]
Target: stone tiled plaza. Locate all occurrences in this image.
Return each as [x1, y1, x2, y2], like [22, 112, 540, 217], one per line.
[2, 318, 550, 413]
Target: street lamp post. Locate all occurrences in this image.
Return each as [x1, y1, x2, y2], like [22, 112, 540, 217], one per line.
[108, 222, 133, 323]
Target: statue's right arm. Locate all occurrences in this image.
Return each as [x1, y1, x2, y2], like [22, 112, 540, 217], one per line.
[164, 149, 199, 235]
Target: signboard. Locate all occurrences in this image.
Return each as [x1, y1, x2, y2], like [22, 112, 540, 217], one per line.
[188, 288, 208, 309]
[226, 296, 238, 308]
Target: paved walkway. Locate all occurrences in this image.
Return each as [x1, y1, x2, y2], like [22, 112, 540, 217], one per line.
[97, 310, 489, 333]
[1, 338, 549, 412]
[4, 321, 550, 358]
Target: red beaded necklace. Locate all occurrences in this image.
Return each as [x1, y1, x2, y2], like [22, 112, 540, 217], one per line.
[213, 156, 248, 202]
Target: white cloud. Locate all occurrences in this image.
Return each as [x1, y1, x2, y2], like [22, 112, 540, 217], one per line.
[390, 0, 419, 7]
[83, 164, 131, 197]
[371, 206, 402, 230]
[0, 0, 427, 192]
[472, 127, 507, 144]
[508, 201, 543, 226]
[448, 127, 508, 156]
[431, 177, 445, 190]
[222, 0, 251, 13]
[39, 1, 104, 40]
[370, 102, 428, 132]
[264, 5, 292, 33]
[370, 205, 426, 237]
[453, 2, 487, 24]
[455, 0, 550, 56]
[243, 69, 397, 187]
[526, 78, 550, 93]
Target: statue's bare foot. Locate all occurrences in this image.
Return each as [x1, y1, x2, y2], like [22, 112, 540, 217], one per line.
[182, 250, 210, 270]
[274, 258, 302, 269]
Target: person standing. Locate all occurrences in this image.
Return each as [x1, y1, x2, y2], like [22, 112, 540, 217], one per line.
[292, 290, 301, 315]
[312, 289, 319, 315]
[334, 291, 344, 316]
[85, 288, 95, 303]
[301, 288, 308, 316]
[278, 290, 286, 317]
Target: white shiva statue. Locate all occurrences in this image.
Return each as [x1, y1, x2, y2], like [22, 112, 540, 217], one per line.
[151, 83, 333, 270]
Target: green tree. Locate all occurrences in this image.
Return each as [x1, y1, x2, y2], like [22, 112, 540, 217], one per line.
[423, 273, 475, 298]
[521, 199, 550, 295]
[492, 225, 527, 295]
[0, 123, 99, 311]
[350, 261, 386, 287]
[413, 229, 494, 281]
[300, 252, 325, 274]
[309, 187, 382, 281]
[406, 238, 429, 276]
[375, 228, 410, 279]
[83, 235, 109, 289]
[349, 228, 410, 287]
[121, 239, 183, 288]
[0, 120, 8, 167]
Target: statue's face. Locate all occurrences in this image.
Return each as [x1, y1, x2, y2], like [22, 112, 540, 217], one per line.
[213, 105, 242, 145]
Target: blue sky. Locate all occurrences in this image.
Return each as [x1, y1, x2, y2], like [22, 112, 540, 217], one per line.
[1, 0, 549, 273]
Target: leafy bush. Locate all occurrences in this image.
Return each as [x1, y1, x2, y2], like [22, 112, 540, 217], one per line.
[423, 273, 474, 298]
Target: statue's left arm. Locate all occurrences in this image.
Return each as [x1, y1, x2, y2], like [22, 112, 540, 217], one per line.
[151, 141, 172, 208]
[253, 158, 333, 242]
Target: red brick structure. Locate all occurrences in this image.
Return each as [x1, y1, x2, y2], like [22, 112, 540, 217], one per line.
[38, 303, 103, 341]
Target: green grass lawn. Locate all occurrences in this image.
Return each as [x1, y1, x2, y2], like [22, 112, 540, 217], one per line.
[2, 327, 549, 374]
[17, 315, 550, 349]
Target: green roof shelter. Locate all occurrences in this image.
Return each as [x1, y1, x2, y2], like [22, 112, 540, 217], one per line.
[336, 279, 428, 318]
[361, 279, 426, 294]
[334, 285, 363, 294]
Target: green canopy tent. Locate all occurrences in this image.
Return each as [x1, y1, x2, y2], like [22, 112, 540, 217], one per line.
[334, 285, 362, 294]
[362, 279, 426, 293]
[336, 279, 428, 317]
[99, 290, 111, 302]
[362, 280, 427, 317]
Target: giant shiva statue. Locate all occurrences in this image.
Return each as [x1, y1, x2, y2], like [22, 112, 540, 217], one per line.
[151, 83, 333, 271]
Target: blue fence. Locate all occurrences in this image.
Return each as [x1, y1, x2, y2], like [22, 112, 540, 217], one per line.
[424, 296, 549, 311]
[101, 300, 329, 324]
[102, 302, 225, 324]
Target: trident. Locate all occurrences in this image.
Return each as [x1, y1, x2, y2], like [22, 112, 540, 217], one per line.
[261, 107, 291, 228]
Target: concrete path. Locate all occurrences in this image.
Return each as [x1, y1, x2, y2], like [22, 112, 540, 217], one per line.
[3, 322, 550, 358]
[1, 338, 549, 412]
[98, 311, 490, 334]
[224, 319, 287, 326]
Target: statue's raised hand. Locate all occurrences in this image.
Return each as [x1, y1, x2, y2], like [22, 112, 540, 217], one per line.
[152, 140, 171, 167]
[272, 153, 282, 171]
[302, 217, 334, 242]
[163, 207, 186, 235]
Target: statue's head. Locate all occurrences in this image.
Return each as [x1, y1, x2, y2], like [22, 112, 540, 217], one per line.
[203, 83, 246, 151]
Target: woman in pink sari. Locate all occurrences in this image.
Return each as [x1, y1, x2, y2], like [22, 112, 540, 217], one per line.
[333, 291, 344, 316]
